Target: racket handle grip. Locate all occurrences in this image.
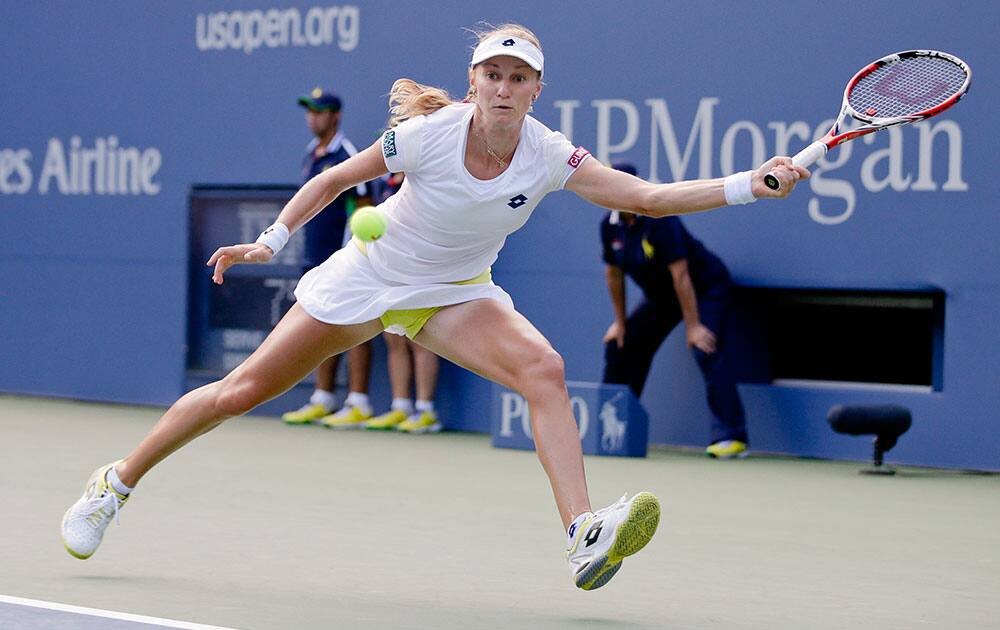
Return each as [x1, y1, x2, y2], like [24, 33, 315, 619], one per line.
[764, 141, 828, 190]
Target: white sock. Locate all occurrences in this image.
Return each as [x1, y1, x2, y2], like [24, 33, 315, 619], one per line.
[106, 464, 134, 496]
[344, 392, 371, 414]
[391, 398, 414, 414]
[309, 389, 337, 411]
[415, 400, 435, 413]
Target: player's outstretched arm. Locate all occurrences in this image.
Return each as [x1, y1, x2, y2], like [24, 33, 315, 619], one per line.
[565, 157, 809, 218]
[206, 141, 389, 285]
[276, 142, 388, 234]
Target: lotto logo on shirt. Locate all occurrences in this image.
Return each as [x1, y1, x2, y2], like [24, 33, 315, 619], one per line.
[567, 147, 590, 168]
[382, 130, 397, 158]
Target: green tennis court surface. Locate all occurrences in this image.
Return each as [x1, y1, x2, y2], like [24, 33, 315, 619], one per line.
[2, 395, 996, 629]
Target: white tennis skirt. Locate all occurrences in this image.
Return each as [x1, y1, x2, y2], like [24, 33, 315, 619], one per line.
[294, 241, 515, 331]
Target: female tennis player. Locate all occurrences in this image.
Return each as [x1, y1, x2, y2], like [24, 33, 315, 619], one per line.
[62, 23, 808, 590]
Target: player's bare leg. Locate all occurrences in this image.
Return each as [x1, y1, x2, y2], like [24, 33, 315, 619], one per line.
[118, 305, 382, 485]
[415, 299, 591, 528]
[62, 305, 383, 560]
[416, 299, 659, 590]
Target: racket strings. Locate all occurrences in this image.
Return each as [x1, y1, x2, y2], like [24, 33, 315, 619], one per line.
[849, 57, 967, 119]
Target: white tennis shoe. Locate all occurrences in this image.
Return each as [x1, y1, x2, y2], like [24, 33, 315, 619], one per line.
[61, 463, 129, 559]
[565, 491, 660, 590]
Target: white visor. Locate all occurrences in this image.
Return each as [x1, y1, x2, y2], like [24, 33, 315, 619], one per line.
[470, 35, 544, 78]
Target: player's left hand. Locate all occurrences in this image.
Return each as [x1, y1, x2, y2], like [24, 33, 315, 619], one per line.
[752, 157, 810, 199]
[206, 243, 274, 285]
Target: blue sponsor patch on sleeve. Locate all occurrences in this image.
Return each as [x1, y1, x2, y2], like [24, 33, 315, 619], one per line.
[382, 130, 397, 158]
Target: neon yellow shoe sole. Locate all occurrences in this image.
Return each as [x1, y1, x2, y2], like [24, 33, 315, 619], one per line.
[63, 542, 92, 560]
[282, 403, 330, 425]
[397, 412, 442, 434]
[364, 410, 408, 431]
[576, 492, 660, 591]
[705, 440, 748, 459]
[320, 407, 372, 429]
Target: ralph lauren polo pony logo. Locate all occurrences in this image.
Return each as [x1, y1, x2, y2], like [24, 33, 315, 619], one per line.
[507, 194, 527, 209]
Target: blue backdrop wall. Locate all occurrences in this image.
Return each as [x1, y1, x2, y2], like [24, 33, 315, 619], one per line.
[2, 1, 997, 469]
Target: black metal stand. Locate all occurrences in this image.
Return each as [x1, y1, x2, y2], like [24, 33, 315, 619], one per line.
[827, 405, 911, 476]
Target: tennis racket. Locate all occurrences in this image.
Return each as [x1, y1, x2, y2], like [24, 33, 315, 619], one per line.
[764, 50, 971, 190]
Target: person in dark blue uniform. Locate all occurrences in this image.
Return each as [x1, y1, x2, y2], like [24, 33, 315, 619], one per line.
[600, 162, 748, 459]
[282, 87, 374, 426]
[297, 87, 369, 268]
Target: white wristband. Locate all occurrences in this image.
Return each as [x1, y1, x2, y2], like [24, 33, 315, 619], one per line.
[255, 222, 289, 254]
[724, 171, 756, 205]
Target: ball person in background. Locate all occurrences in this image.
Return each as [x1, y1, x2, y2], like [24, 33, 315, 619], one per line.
[600, 162, 749, 459]
[361, 172, 445, 434]
[281, 87, 377, 428]
[62, 24, 808, 590]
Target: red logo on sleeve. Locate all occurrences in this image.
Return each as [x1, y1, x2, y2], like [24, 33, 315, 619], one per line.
[567, 147, 590, 168]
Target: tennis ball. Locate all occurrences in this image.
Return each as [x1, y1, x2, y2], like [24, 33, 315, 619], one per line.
[349, 206, 387, 242]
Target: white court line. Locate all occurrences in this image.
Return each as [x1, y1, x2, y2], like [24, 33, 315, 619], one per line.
[0, 594, 241, 630]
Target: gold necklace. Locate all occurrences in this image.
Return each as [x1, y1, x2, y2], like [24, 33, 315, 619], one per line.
[472, 127, 511, 168]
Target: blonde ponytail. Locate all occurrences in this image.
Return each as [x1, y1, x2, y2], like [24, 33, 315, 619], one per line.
[387, 78, 457, 127]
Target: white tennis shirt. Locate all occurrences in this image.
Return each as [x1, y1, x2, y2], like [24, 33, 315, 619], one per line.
[369, 102, 591, 284]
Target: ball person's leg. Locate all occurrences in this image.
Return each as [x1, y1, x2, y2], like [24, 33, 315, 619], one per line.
[602, 300, 677, 396]
[346, 341, 372, 398]
[411, 340, 439, 403]
[384, 332, 414, 400]
[314, 355, 341, 396]
[693, 287, 748, 444]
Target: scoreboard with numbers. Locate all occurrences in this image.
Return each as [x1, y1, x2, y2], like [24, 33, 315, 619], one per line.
[186, 185, 305, 377]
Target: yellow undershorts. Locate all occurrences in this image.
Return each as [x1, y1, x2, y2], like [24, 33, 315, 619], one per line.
[353, 237, 492, 339]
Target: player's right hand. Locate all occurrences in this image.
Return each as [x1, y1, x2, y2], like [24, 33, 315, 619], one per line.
[206, 243, 274, 285]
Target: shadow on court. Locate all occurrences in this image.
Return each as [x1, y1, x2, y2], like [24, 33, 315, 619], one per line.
[1, 395, 997, 629]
